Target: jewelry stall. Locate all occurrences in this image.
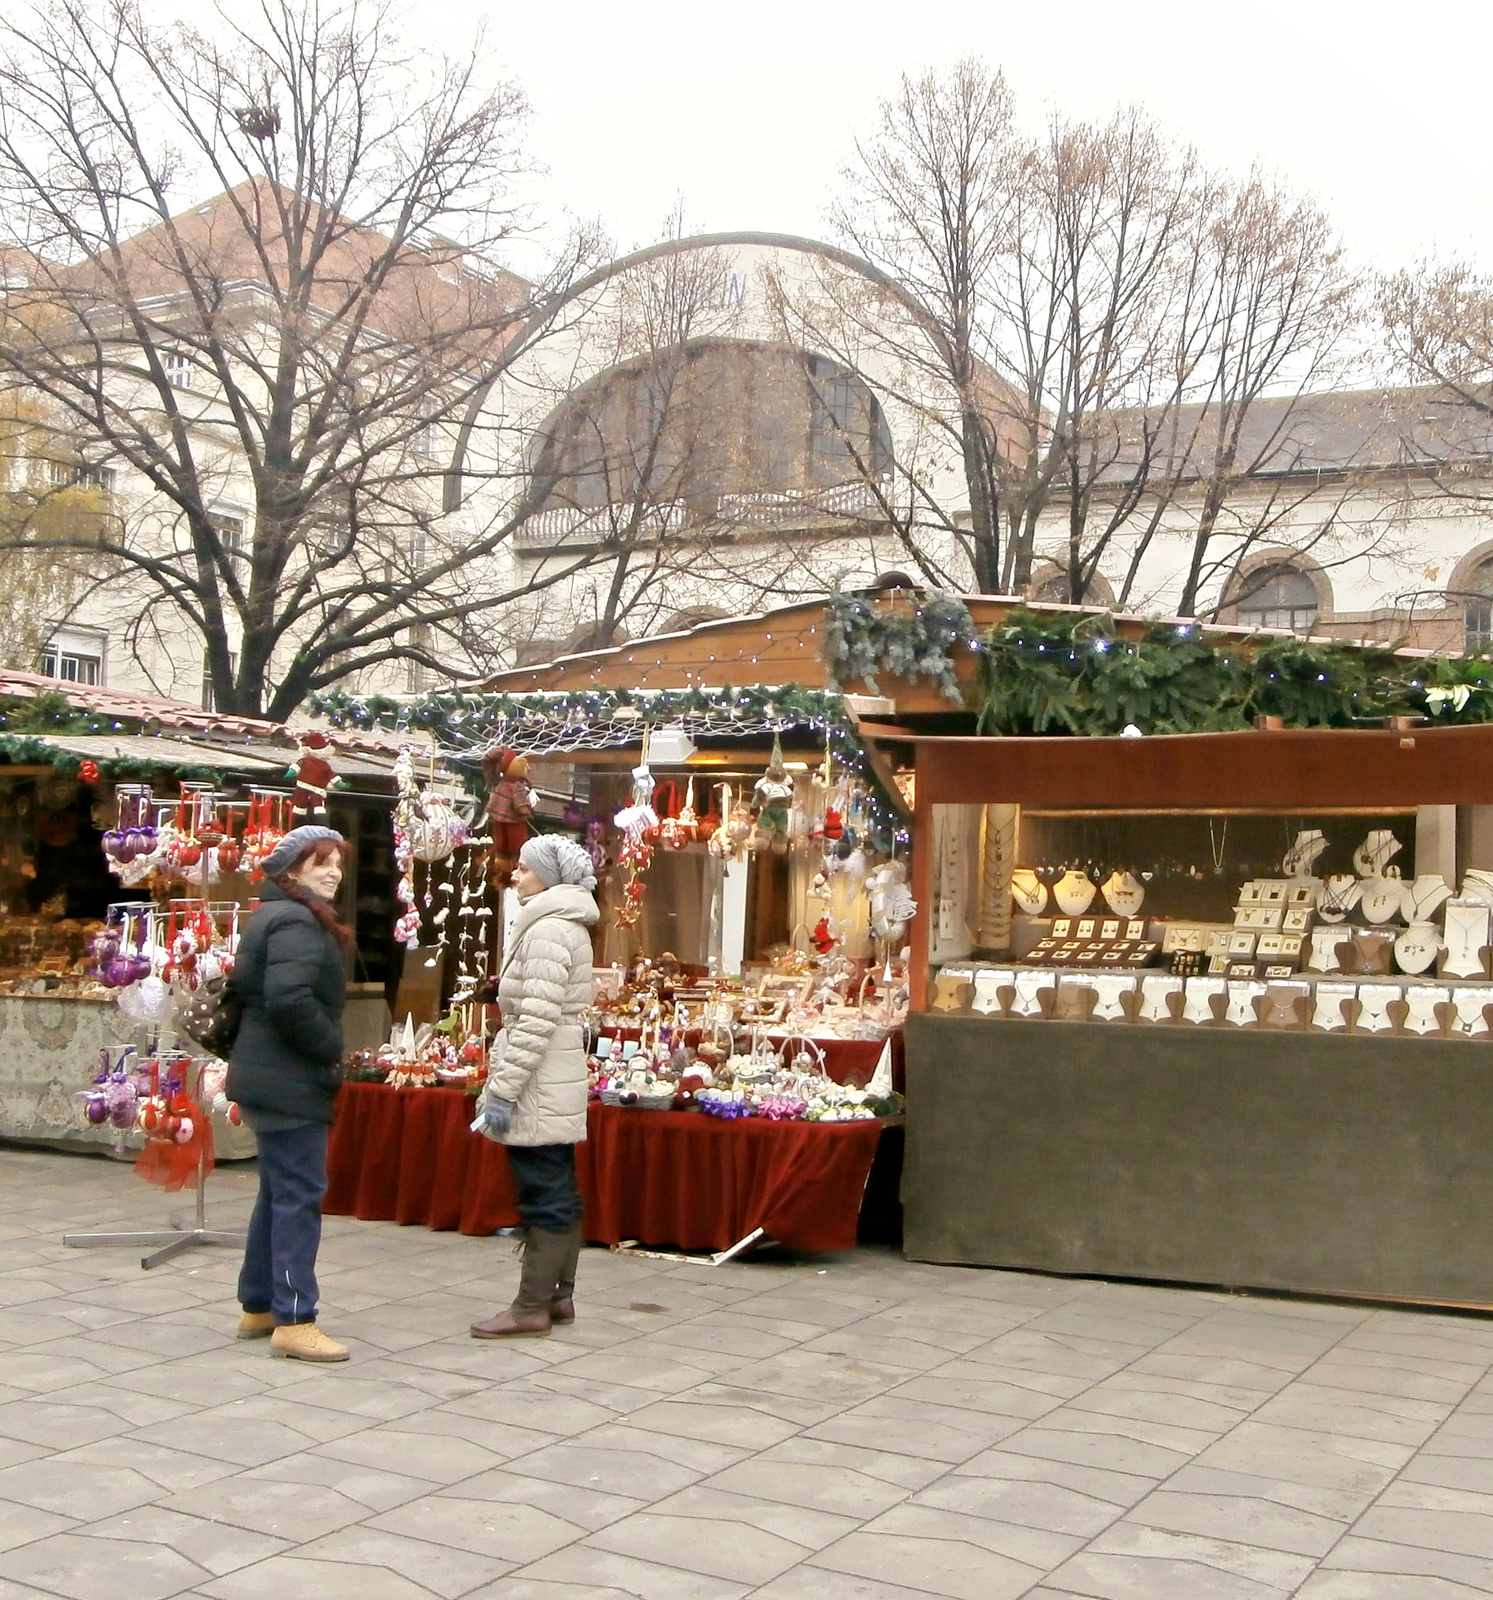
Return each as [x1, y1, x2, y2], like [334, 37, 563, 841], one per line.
[892, 719, 1493, 1306]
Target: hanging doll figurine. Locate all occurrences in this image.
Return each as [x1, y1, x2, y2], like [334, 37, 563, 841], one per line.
[752, 734, 795, 854]
[483, 747, 535, 888]
[288, 731, 340, 820]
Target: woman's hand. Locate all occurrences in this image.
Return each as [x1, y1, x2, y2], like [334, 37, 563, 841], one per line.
[471, 1096, 515, 1138]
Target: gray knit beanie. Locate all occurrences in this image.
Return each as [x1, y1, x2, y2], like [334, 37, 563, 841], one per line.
[260, 825, 345, 880]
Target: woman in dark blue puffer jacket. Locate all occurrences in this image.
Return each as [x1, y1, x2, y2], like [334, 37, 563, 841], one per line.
[226, 825, 351, 1363]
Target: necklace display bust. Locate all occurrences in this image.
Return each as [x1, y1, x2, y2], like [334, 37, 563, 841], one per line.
[1402, 984, 1449, 1036]
[1353, 829, 1402, 878]
[1359, 869, 1405, 925]
[1281, 829, 1329, 878]
[1010, 869, 1048, 916]
[1442, 901, 1491, 979]
[1394, 921, 1442, 975]
[1401, 874, 1452, 924]
[1100, 870, 1146, 918]
[1052, 868, 1097, 916]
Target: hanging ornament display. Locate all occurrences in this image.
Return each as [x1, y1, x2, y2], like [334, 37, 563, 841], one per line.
[391, 747, 423, 949]
[613, 733, 657, 930]
[482, 746, 534, 888]
[242, 790, 291, 880]
[751, 734, 794, 854]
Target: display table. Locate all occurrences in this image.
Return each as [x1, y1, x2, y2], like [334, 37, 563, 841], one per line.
[324, 1082, 887, 1252]
[595, 1029, 903, 1092]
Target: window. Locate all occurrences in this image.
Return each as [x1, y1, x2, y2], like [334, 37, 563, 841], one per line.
[411, 406, 436, 461]
[1234, 566, 1319, 634]
[41, 627, 106, 686]
[47, 460, 116, 495]
[1465, 564, 1493, 653]
[209, 514, 245, 559]
[164, 350, 192, 390]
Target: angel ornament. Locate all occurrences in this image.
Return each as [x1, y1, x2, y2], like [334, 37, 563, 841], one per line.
[866, 858, 918, 974]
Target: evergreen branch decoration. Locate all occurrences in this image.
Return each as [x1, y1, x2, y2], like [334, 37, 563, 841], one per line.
[974, 608, 1471, 736]
[823, 588, 977, 704]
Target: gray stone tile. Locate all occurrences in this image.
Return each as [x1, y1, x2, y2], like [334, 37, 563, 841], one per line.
[642, 1484, 856, 1551]
[1189, 1420, 1412, 1494]
[701, 1459, 908, 1519]
[1120, 1486, 1345, 1556]
[1299, 1573, 1493, 1598]
[431, 1468, 644, 1531]
[807, 1525, 1044, 1600]
[369, 1493, 587, 1563]
[1319, 1533, 1493, 1592]
[297, 1524, 509, 1598]
[75, 1507, 288, 1577]
[154, 1476, 368, 1541]
[505, 1544, 751, 1598]
[911, 1472, 1124, 1538]
[0, 1458, 160, 1518]
[583, 1510, 811, 1585]
[0, 1502, 76, 1557]
[201, 1554, 457, 1600]
[1085, 1518, 1318, 1589]
[0, 1532, 210, 1600]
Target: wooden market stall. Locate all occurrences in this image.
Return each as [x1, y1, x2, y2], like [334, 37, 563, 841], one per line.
[887, 719, 1493, 1307]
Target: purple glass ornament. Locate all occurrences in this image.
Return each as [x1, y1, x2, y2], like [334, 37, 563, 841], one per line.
[102, 829, 127, 858]
[105, 956, 138, 988]
[85, 1097, 109, 1125]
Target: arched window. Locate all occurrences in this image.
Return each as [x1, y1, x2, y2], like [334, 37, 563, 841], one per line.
[1233, 565, 1319, 634]
[1465, 563, 1493, 653]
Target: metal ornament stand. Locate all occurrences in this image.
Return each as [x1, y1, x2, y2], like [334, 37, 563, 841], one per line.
[64, 1059, 248, 1270]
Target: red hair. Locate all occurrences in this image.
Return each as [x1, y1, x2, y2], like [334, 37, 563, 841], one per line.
[271, 837, 354, 947]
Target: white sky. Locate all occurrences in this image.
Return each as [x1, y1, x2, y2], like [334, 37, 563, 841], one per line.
[430, 0, 1493, 275]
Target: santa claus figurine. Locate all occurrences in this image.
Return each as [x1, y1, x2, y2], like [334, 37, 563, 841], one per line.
[288, 731, 339, 820]
[483, 746, 534, 887]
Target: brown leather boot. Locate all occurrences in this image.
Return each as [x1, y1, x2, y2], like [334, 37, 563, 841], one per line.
[550, 1222, 583, 1324]
[470, 1225, 570, 1339]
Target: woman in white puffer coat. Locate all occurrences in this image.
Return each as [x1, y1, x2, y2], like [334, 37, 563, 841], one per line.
[470, 835, 599, 1339]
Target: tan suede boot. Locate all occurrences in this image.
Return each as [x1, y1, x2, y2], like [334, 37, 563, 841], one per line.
[269, 1322, 349, 1362]
[236, 1310, 275, 1340]
[471, 1226, 570, 1338]
[550, 1222, 584, 1325]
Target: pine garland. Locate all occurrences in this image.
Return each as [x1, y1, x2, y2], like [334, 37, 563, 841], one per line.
[823, 589, 977, 704]
[973, 608, 1485, 736]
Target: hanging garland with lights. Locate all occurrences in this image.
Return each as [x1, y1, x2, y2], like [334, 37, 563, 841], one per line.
[974, 608, 1493, 735]
[311, 682, 907, 851]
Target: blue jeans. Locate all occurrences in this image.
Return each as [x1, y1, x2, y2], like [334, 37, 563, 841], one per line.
[506, 1143, 583, 1231]
[238, 1122, 328, 1325]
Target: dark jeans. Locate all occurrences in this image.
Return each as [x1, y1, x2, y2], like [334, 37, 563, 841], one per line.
[238, 1121, 328, 1325]
[506, 1142, 583, 1231]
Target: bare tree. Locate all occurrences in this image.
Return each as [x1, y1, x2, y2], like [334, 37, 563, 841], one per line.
[0, 0, 603, 718]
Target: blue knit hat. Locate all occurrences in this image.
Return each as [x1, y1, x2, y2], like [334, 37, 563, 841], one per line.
[260, 825, 345, 880]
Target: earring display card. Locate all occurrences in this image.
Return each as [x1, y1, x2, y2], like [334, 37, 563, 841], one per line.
[1123, 919, 1149, 940]
[1310, 980, 1357, 1032]
[1050, 918, 1073, 938]
[1228, 931, 1258, 956]
[1137, 973, 1184, 1022]
[1181, 976, 1226, 1025]
[1099, 919, 1121, 940]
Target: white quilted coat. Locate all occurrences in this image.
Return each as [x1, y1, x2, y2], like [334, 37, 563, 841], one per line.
[483, 882, 598, 1145]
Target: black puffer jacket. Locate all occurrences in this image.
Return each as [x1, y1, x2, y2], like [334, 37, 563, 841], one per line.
[226, 881, 347, 1123]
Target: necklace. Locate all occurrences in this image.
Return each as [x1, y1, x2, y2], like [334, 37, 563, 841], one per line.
[1310, 980, 1356, 1031]
[1359, 870, 1405, 925]
[1223, 980, 1265, 1027]
[1137, 974, 1182, 1023]
[1100, 870, 1145, 918]
[1354, 984, 1398, 1033]
[1442, 902, 1491, 979]
[1011, 971, 1053, 1016]
[1401, 985, 1448, 1036]
[971, 970, 1012, 1015]
[1393, 922, 1441, 976]
[1449, 988, 1491, 1037]
[1090, 973, 1136, 1021]
[1010, 869, 1048, 916]
[1316, 876, 1362, 924]
[1053, 868, 1097, 916]
[1281, 828, 1328, 878]
[1401, 875, 1452, 924]
[1182, 976, 1224, 1025]
[1353, 830, 1402, 879]
[1209, 819, 1228, 877]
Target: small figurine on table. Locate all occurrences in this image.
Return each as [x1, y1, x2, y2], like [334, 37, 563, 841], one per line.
[483, 746, 534, 888]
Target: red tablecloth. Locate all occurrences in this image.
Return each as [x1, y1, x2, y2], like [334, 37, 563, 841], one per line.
[323, 1083, 885, 1252]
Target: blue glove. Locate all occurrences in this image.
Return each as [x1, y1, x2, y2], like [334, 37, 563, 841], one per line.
[471, 1096, 515, 1138]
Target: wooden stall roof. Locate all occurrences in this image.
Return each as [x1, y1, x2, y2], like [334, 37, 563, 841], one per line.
[479, 594, 1437, 717]
[869, 722, 1493, 809]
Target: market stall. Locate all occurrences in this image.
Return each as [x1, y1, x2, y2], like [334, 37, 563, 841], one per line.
[897, 717, 1493, 1306]
[315, 599, 923, 1251]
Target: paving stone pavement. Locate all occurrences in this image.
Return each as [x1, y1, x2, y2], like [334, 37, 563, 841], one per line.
[2, 1144, 1493, 1598]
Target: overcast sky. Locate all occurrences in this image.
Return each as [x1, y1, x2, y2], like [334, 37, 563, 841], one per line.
[433, 0, 1492, 276]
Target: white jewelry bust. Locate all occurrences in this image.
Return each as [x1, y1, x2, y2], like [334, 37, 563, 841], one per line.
[1053, 869, 1097, 916]
[1181, 976, 1224, 1025]
[971, 969, 1013, 1015]
[1394, 921, 1442, 975]
[1100, 869, 1146, 918]
[1449, 988, 1492, 1037]
[1358, 871, 1405, 925]
[1353, 829, 1402, 878]
[1136, 974, 1182, 1023]
[1400, 875, 1452, 926]
[1281, 829, 1328, 878]
[1459, 868, 1493, 907]
[1316, 875, 1363, 924]
[1010, 970, 1054, 1016]
[1010, 869, 1048, 916]
[1310, 981, 1356, 1031]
